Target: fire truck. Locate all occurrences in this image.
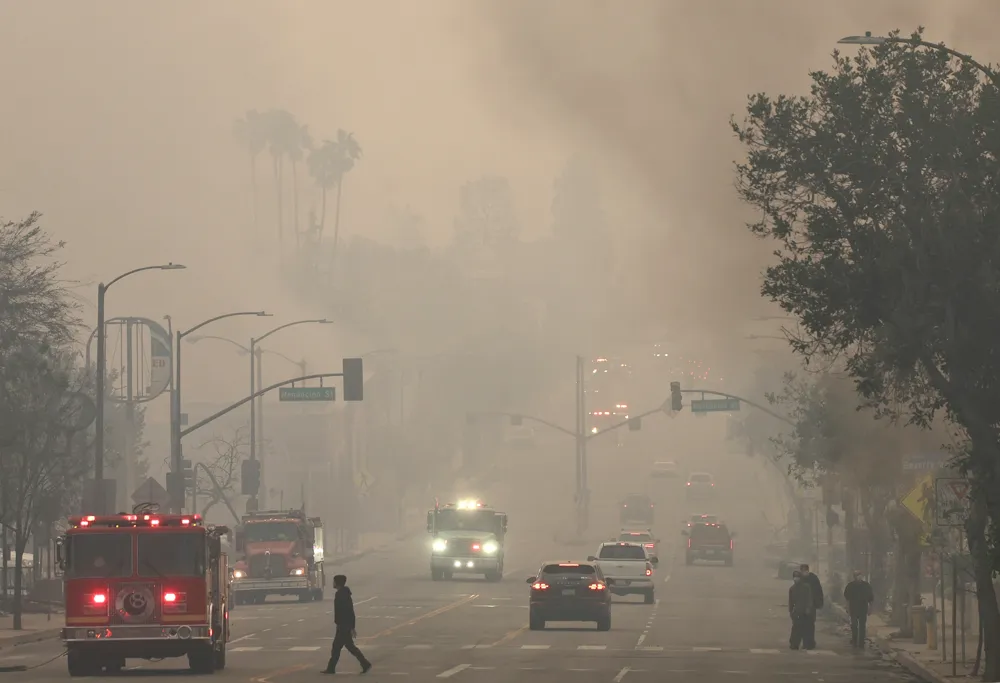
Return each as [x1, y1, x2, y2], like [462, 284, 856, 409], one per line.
[57, 513, 231, 676]
[427, 499, 508, 581]
[231, 508, 325, 604]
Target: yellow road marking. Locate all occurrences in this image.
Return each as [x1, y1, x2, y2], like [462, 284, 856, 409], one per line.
[490, 624, 527, 647]
[251, 663, 309, 683]
[359, 594, 479, 641]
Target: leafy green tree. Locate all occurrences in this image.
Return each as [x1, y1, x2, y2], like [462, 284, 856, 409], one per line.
[731, 29, 1000, 674]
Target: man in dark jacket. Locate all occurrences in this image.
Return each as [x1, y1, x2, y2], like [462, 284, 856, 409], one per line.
[799, 564, 823, 649]
[322, 575, 372, 675]
[843, 570, 874, 647]
[788, 571, 815, 649]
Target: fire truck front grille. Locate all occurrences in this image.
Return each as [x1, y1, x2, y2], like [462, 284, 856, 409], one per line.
[248, 554, 285, 578]
[110, 583, 160, 625]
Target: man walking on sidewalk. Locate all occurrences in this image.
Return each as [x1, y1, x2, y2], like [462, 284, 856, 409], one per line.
[844, 570, 874, 647]
[789, 571, 816, 650]
[322, 574, 372, 675]
[799, 564, 824, 649]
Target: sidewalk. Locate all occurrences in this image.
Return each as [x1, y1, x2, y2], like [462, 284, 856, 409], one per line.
[0, 612, 62, 650]
[830, 602, 979, 683]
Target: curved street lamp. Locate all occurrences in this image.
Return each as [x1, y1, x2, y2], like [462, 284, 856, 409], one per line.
[248, 319, 332, 508]
[93, 263, 185, 514]
[837, 32, 1000, 86]
[169, 311, 271, 500]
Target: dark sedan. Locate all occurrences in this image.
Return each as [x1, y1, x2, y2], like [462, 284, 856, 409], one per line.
[527, 561, 611, 631]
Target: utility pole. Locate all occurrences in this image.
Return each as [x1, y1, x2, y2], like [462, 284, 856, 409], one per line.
[255, 346, 265, 509]
[575, 355, 589, 537]
[124, 319, 136, 515]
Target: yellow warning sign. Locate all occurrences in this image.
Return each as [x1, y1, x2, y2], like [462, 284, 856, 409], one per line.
[902, 474, 934, 525]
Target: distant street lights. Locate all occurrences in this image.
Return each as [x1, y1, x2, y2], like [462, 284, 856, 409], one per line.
[168, 311, 271, 511]
[248, 319, 332, 508]
[186, 335, 308, 380]
[92, 263, 186, 514]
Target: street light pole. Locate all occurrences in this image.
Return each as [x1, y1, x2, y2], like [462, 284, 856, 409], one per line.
[170, 310, 270, 512]
[91, 263, 186, 514]
[837, 32, 1000, 86]
[247, 319, 332, 510]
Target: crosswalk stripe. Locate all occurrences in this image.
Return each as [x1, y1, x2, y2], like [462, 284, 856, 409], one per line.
[750, 649, 781, 654]
[521, 645, 550, 650]
[636, 646, 663, 651]
[461, 644, 493, 649]
[807, 650, 837, 656]
[288, 646, 321, 651]
[231, 647, 263, 652]
[693, 647, 722, 652]
[577, 645, 607, 650]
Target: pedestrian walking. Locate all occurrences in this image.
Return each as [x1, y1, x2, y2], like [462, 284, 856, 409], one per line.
[322, 574, 372, 675]
[799, 563, 823, 649]
[789, 571, 816, 650]
[843, 570, 874, 647]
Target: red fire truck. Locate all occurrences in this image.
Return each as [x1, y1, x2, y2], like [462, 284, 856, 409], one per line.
[57, 513, 231, 676]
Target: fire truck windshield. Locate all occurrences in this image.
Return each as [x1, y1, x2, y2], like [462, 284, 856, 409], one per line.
[138, 533, 205, 577]
[65, 533, 132, 579]
[436, 509, 496, 533]
[245, 522, 298, 543]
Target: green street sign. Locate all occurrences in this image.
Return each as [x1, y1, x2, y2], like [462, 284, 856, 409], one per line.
[279, 387, 336, 402]
[690, 398, 740, 413]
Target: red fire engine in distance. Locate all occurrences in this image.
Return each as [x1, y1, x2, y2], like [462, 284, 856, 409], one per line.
[58, 512, 231, 677]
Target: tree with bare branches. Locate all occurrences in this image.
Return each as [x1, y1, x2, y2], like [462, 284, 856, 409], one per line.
[193, 427, 248, 520]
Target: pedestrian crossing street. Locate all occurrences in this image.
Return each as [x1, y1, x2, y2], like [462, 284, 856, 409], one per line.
[224, 643, 845, 655]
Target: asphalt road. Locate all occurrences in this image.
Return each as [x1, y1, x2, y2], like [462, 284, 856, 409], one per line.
[1, 447, 919, 682]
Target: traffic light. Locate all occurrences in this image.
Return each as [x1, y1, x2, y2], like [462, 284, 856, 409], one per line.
[510, 414, 523, 426]
[670, 381, 682, 412]
[628, 417, 642, 431]
[342, 357, 364, 401]
[182, 459, 194, 491]
[241, 459, 261, 496]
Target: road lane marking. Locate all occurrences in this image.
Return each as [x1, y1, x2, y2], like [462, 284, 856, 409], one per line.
[360, 594, 479, 641]
[461, 644, 493, 649]
[578, 645, 606, 650]
[751, 649, 780, 654]
[288, 646, 321, 651]
[231, 647, 263, 652]
[251, 663, 309, 683]
[521, 645, 549, 650]
[636, 646, 663, 651]
[693, 647, 722, 651]
[636, 634, 646, 647]
[490, 625, 527, 647]
[437, 664, 470, 678]
[613, 666, 631, 682]
[663, 574, 671, 583]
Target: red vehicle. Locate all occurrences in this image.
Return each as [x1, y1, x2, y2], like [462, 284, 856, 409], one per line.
[231, 508, 325, 604]
[58, 513, 231, 676]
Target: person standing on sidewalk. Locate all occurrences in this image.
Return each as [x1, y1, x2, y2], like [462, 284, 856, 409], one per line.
[322, 575, 372, 675]
[799, 564, 824, 649]
[843, 570, 874, 647]
[789, 571, 816, 650]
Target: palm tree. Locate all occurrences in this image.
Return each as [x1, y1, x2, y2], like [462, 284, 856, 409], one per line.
[263, 109, 301, 248]
[232, 109, 267, 235]
[286, 122, 312, 247]
[306, 129, 362, 257]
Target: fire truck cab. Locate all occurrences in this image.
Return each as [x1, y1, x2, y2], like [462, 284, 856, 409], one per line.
[57, 513, 231, 676]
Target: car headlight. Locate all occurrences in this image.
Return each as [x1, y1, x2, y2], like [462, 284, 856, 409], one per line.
[482, 542, 498, 554]
[432, 539, 447, 552]
[290, 568, 305, 576]
[233, 570, 245, 579]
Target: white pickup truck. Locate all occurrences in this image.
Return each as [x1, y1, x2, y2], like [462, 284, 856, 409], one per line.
[587, 541, 657, 604]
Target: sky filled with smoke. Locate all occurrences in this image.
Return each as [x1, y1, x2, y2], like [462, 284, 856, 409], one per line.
[1, 0, 997, 413]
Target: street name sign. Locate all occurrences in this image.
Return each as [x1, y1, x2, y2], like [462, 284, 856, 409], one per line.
[935, 477, 971, 527]
[279, 387, 336, 402]
[690, 398, 741, 413]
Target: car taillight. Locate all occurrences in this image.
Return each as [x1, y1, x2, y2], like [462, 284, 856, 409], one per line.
[588, 582, 606, 591]
[645, 564, 653, 577]
[644, 543, 654, 548]
[531, 582, 549, 591]
[686, 482, 691, 486]
[687, 538, 691, 549]
[472, 543, 480, 551]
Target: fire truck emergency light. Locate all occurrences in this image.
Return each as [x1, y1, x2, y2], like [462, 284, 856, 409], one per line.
[164, 593, 177, 603]
[92, 594, 106, 605]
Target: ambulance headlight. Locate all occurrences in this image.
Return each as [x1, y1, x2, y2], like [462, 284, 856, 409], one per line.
[232, 570, 245, 579]
[482, 542, 498, 554]
[432, 539, 447, 552]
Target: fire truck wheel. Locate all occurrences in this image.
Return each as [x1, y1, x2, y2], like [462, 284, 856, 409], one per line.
[66, 650, 99, 677]
[298, 591, 312, 603]
[188, 644, 216, 674]
[313, 589, 325, 601]
[213, 643, 227, 670]
[430, 568, 443, 581]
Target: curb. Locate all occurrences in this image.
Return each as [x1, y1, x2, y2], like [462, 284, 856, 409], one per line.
[0, 628, 62, 650]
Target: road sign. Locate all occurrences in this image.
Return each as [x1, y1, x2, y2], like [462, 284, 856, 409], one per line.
[935, 477, 971, 526]
[903, 451, 952, 472]
[901, 474, 935, 526]
[690, 398, 740, 413]
[132, 477, 170, 508]
[279, 387, 335, 402]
